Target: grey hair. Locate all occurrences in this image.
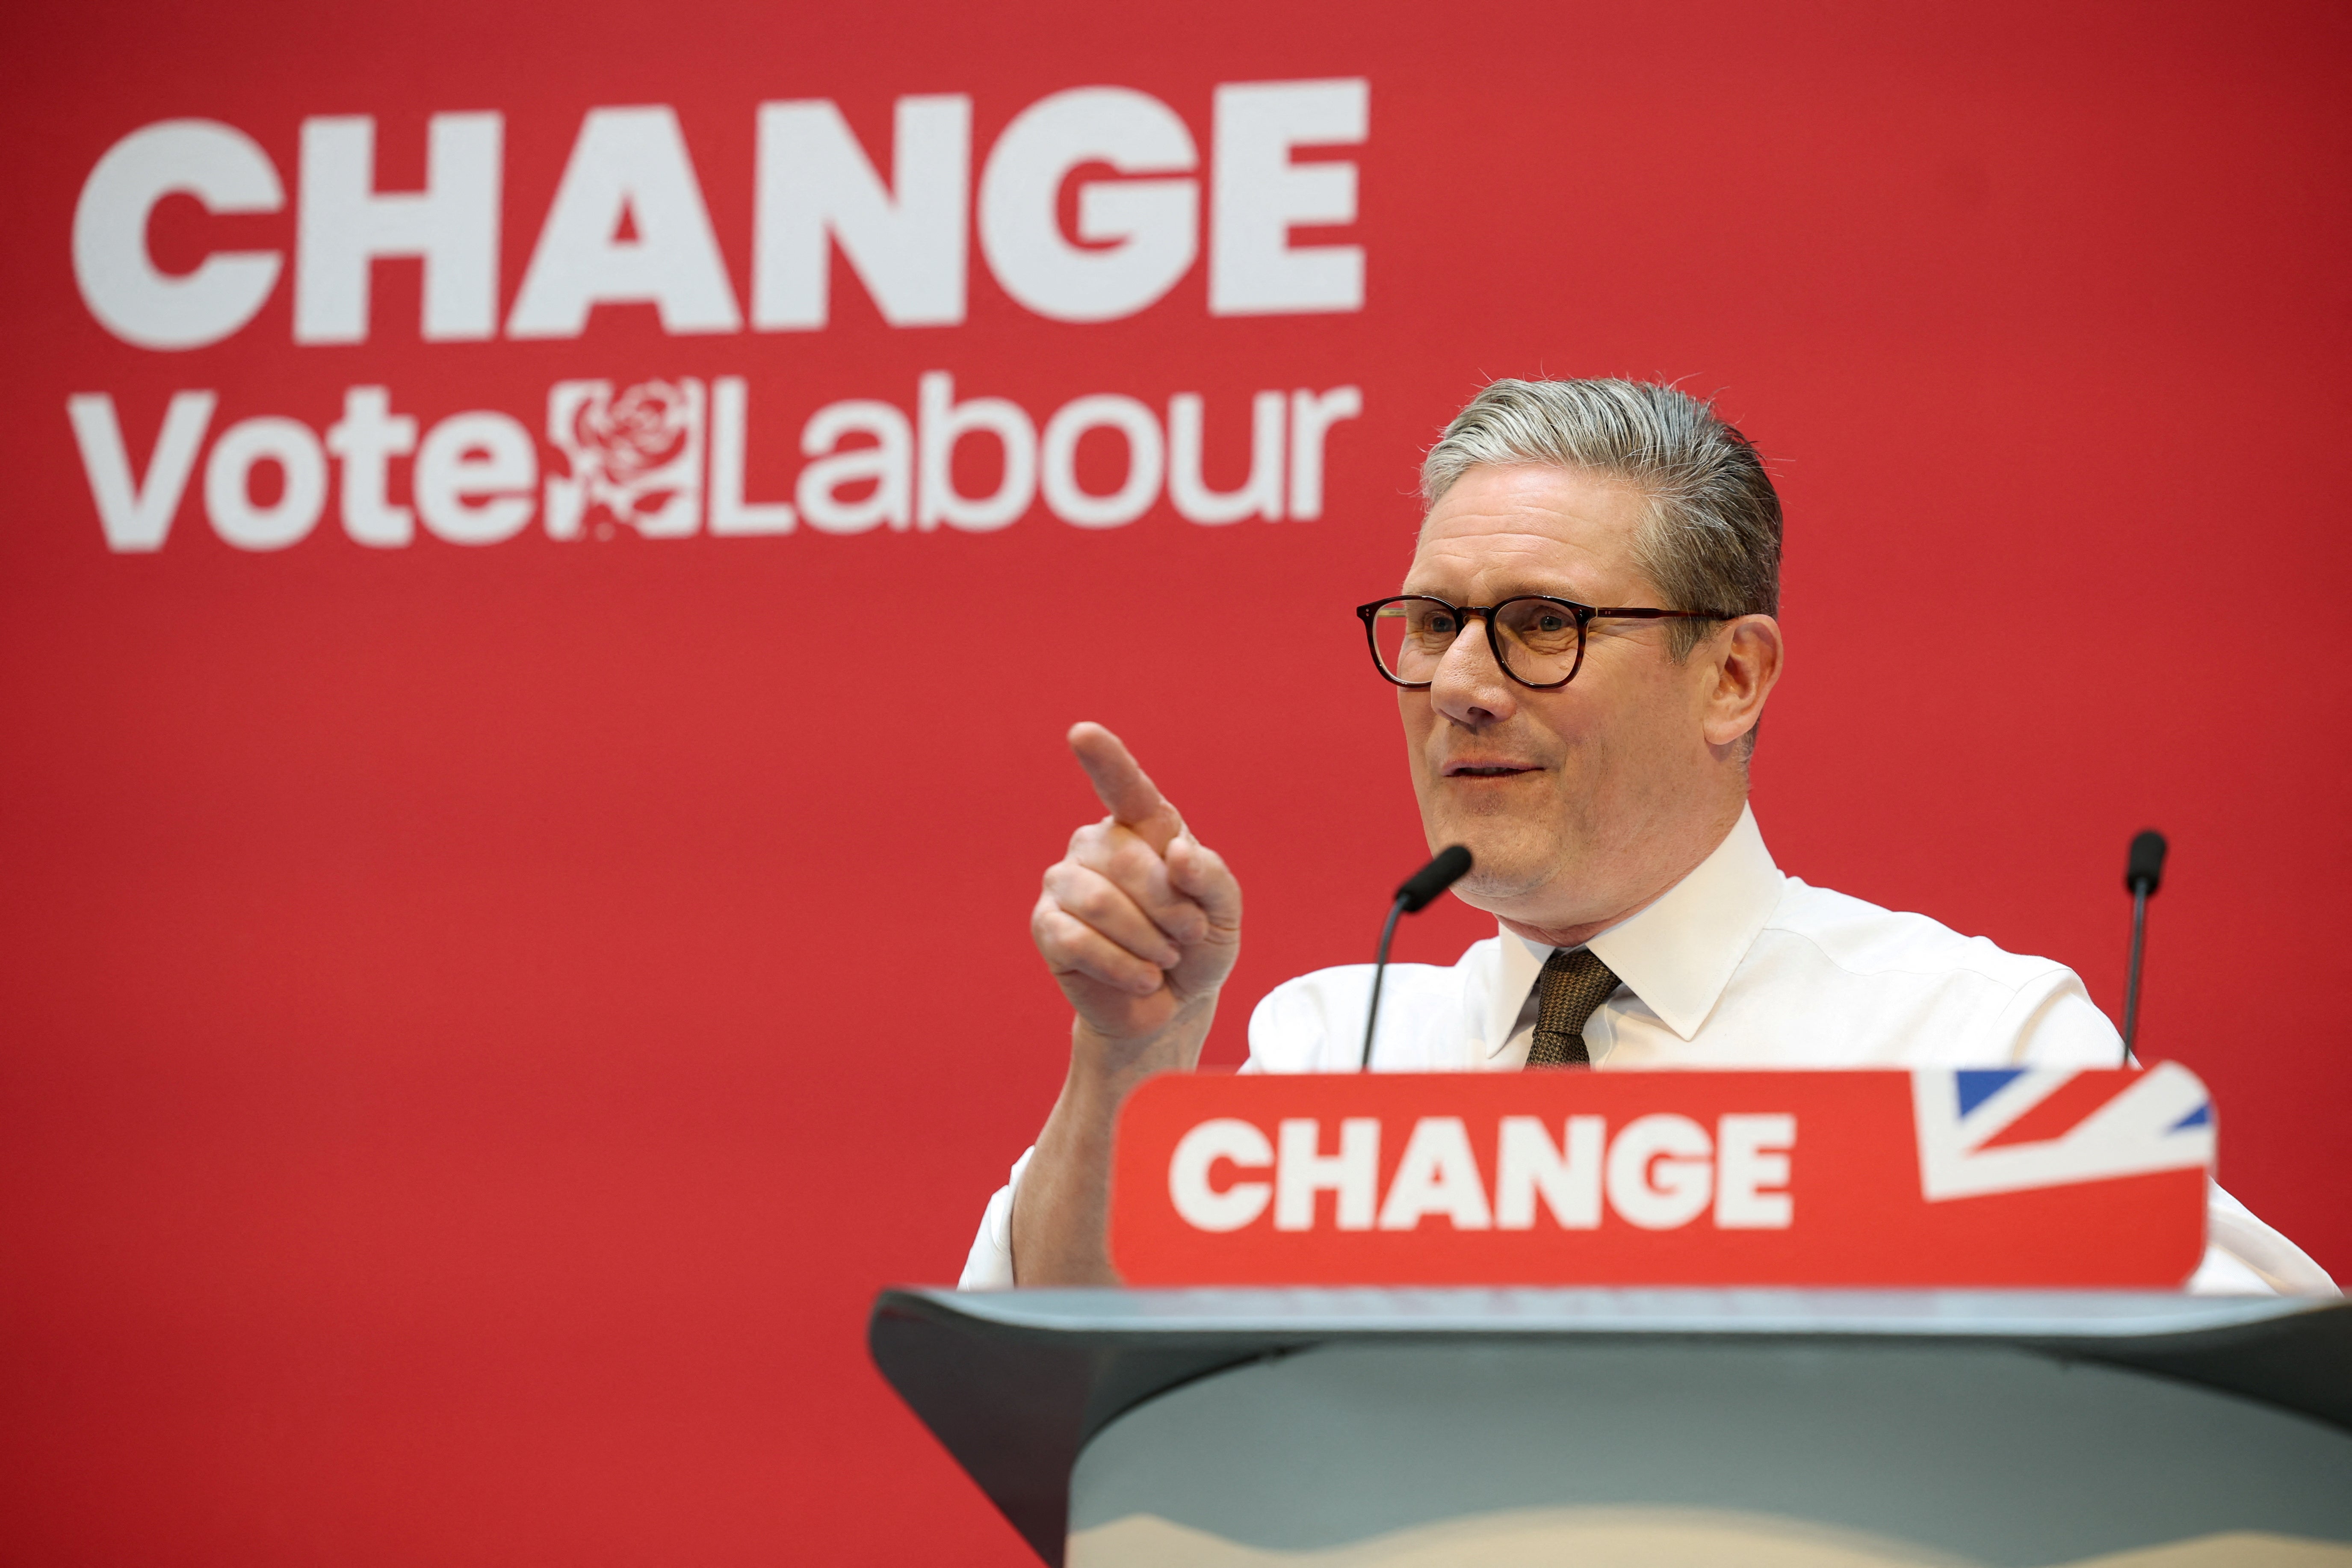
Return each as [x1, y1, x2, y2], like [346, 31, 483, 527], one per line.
[1421, 378, 1782, 659]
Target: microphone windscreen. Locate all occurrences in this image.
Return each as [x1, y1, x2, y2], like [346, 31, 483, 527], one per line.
[2126, 830, 2168, 895]
[1397, 845, 1474, 912]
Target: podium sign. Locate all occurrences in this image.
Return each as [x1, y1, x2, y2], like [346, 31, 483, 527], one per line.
[1108, 1066, 2213, 1287]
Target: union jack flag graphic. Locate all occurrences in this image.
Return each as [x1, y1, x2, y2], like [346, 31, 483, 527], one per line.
[1912, 1063, 2214, 1202]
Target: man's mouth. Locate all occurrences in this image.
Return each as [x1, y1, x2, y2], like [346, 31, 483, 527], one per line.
[1444, 762, 1537, 778]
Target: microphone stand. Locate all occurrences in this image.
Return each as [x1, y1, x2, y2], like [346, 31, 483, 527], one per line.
[2120, 881, 2151, 1064]
[2119, 829, 2167, 1066]
[1360, 894, 1410, 1071]
[1359, 845, 1473, 1071]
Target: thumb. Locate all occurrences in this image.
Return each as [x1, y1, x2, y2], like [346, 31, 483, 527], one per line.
[1167, 832, 1241, 933]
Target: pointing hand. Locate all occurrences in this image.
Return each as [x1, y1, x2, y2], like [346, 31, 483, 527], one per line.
[1031, 723, 1243, 1051]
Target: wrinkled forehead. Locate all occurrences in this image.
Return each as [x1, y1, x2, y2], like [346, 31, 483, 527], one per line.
[1408, 463, 1656, 600]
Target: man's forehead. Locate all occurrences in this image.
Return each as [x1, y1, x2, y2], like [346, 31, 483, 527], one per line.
[1409, 463, 1650, 593]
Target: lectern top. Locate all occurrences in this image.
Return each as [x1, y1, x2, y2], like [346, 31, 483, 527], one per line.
[931, 1282, 2311, 1339]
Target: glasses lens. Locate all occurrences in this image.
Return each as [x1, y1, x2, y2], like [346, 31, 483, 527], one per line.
[1369, 598, 1461, 683]
[1494, 598, 1583, 685]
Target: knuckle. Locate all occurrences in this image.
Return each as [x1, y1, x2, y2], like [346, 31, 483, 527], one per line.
[1109, 842, 1169, 891]
[1058, 875, 1118, 923]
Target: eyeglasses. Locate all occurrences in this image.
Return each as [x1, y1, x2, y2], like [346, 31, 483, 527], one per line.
[1355, 595, 1727, 690]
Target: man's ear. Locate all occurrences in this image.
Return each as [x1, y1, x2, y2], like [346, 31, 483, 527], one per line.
[1702, 615, 1783, 750]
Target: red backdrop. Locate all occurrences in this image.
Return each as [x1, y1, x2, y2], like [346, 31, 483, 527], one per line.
[3, 1, 2346, 1562]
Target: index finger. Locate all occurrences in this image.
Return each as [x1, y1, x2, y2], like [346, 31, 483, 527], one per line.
[1067, 721, 1184, 852]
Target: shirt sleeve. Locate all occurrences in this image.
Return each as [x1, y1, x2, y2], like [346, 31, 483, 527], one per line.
[1997, 966, 2128, 1068]
[2190, 1180, 2338, 1296]
[1990, 964, 2336, 1296]
[957, 1146, 1033, 1290]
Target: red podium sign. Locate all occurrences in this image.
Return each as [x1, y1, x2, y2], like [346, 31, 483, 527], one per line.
[1107, 1066, 2213, 1288]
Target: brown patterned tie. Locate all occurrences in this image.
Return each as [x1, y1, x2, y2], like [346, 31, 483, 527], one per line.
[1525, 947, 1620, 1067]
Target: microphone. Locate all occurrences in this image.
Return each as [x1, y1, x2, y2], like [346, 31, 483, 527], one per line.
[1361, 846, 1474, 1070]
[2120, 830, 2168, 1064]
[1397, 844, 1474, 912]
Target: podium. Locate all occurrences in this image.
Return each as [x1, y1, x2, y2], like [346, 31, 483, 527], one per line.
[870, 1286, 2352, 1567]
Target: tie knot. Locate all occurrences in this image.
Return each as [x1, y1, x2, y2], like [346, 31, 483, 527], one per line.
[1527, 946, 1620, 1068]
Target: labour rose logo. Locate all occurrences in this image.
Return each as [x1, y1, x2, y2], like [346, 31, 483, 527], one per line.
[544, 378, 706, 539]
[585, 381, 692, 483]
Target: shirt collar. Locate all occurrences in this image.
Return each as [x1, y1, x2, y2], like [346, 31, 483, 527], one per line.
[1484, 804, 1785, 1048]
[1484, 923, 1551, 1057]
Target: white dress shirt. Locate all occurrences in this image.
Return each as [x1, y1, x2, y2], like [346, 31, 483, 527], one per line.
[962, 806, 2333, 1295]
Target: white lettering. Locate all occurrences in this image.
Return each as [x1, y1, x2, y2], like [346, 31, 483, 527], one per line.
[1168, 1118, 1274, 1232]
[507, 106, 742, 339]
[1495, 1114, 1604, 1229]
[324, 386, 419, 547]
[1040, 394, 1162, 528]
[754, 96, 970, 330]
[916, 370, 1035, 532]
[1274, 1116, 1378, 1231]
[1210, 80, 1366, 316]
[1167, 390, 1284, 524]
[978, 87, 1197, 323]
[799, 399, 913, 533]
[292, 115, 498, 347]
[205, 416, 327, 551]
[709, 377, 795, 535]
[295, 114, 502, 344]
[1714, 1113, 1796, 1229]
[1606, 1113, 1714, 1230]
[72, 377, 1352, 555]
[1377, 1116, 1492, 1231]
[66, 390, 217, 552]
[74, 120, 284, 351]
[1287, 385, 1361, 520]
[414, 411, 536, 545]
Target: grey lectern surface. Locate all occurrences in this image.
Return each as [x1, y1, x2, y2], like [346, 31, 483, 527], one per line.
[869, 1287, 2352, 1568]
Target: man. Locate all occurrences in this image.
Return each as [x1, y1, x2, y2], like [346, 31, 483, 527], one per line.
[962, 377, 2330, 1295]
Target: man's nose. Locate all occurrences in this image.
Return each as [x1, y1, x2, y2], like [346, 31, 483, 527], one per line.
[1428, 616, 1517, 724]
